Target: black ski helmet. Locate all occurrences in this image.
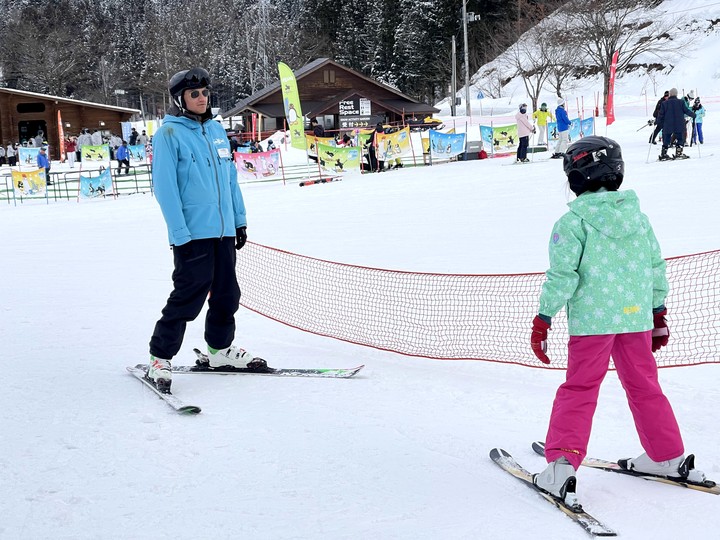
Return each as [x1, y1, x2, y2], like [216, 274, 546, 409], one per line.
[563, 136, 624, 196]
[168, 67, 212, 109]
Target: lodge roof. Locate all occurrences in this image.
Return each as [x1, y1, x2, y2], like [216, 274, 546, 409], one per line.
[224, 58, 438, 118]
[0, 87, 140, 114]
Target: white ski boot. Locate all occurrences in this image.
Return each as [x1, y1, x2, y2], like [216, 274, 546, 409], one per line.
[533, 457, 581, 510]
[207, 345, 267, 370]
[146, 355, 172, 393]
[620, 452, 706, 483]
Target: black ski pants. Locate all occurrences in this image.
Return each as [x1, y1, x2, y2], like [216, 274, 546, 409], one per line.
[149, 237, 240, 359]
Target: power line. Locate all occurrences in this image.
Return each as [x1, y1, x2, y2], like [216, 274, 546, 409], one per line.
[662, 1, 720, 15]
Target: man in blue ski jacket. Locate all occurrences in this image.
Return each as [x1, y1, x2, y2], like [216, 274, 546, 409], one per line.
[116, 140, 130, 175]
[551, 98, 571, 159]
[147, 67, 260, 393]
[657, 87, 695, 160]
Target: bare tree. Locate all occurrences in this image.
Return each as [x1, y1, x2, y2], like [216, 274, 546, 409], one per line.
[505, 25, 556, 111]
[559, 0, 690, 114]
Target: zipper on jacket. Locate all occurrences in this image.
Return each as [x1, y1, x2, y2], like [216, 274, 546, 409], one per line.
[202, 123, 224, 237]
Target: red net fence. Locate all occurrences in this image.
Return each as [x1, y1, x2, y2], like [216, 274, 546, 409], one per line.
[236, 244, 720, 369]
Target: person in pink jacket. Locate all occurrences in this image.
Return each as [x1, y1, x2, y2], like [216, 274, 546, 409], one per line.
[515, 103, 535, 163]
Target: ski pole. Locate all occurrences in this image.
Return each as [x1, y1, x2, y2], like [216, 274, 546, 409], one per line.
[637, 119, 654, 131]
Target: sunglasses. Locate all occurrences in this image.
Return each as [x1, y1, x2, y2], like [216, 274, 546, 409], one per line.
[189, 89, 209, 99]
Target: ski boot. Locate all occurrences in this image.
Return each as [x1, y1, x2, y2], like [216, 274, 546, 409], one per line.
[146, 355, 172, 393]
[675, 145, 689, 159]
[619, 452, 706, 483]
[533, 457, 582, 511]
[208, 345, 268, 371]
[659, 146, 672, 161]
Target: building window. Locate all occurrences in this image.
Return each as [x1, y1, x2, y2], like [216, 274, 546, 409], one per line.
[323, 69, 336, 85]
[17, 102, 46, 114]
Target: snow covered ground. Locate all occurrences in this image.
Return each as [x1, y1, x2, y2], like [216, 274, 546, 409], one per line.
[1, 100, 719, 539]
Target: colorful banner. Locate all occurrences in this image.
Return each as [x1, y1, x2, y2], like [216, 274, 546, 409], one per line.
[547, 118, 583, 143]
[81, 144, 110, 163]
[580, 117, 595, 138]
[18, 147, 40, 166]
[377, 127, 412, 161]
[607, 50, 619, 125]
[278, 62, 306, 150]
[12, 168, 46, 196]
[79, 168, 113, 198]
[58, 110, 66, 163]
[480, 124, 518, 151]
[317, 142, 360, 173]
[307, 135, 336, 158]
[234, 148, 281, 180]
[127, 145, 146, 164]
[428, 130, 466, 159]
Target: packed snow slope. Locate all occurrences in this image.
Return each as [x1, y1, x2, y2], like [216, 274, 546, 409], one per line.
[2, 2, 720, 536]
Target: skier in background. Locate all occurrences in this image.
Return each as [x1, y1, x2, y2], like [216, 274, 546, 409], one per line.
[550, 98, 570, 158]
[691, 96, 705, 145]
[657, 88, 695, 160]
[648, 90, 669, 145]
[532, 102, 554, 146]
[515, 103, 535, 163]
[530, 136, 706, 508]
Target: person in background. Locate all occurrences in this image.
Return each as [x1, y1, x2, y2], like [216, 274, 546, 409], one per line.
[65, 136, 76, 168]
[0, 143, 5, 166]
[691, 97, 705, 145]
[366, 122, 385, 172]
[6, 142, 17, 166]
[532, 103, 554, 146]
[116, 140, 130, 175]
[137, 130, 149, 146]
[657, 87, 695, 160]
[649, 90, 669, 145]
[37, 146, 52, 185]
[147, 67, 255, 393]
[91, 129, 103, 146]
[515, 103, 535, 163]
[311, 118, 325, 138]
[129, 128, 139, 146]
[530, 135, 707, 509]
[551, 97, 570, 159]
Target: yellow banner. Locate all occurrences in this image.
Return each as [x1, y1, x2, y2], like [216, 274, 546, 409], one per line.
[12, 168, 46, 196]
[278, 62, 306, 151]
[377, 127, 411, 160]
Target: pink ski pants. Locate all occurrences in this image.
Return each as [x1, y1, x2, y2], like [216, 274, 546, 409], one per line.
[544, 331, 684, 470]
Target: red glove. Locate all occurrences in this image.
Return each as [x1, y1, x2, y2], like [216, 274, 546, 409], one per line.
[652, 308, 669, 352]
[531, 315, 551, 364]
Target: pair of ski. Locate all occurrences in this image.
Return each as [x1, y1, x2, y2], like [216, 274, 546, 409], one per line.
[127, 348, 364, 414]
[490, 441, 718, 537]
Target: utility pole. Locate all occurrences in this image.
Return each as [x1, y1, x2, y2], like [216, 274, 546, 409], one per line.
[462, 2, 479, 117]
[451, 36, 457, 116]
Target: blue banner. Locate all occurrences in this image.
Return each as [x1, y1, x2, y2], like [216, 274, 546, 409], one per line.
[80, 168, 113, 198]
[580, 117, 595, 137]
[429, 130, 466, 159]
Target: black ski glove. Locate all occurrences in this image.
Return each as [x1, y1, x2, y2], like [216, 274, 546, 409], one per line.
[235, 226, 247, 250]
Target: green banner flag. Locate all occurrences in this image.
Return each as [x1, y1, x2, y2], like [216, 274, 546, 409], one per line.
[278, 62, 306, 151]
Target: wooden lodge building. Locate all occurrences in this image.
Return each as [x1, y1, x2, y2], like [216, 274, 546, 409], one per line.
[224, 58, 439, 137]
[0, 88, 139, 160]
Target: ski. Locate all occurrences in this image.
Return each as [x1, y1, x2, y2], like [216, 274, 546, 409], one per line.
[532, 441, 719, 495]
[132, 349, 364, 379]
[126, 367, 201, 414]
[489, 448, 617, 537]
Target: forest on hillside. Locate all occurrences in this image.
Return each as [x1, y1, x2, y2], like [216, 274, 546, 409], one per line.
[0, 0, 565, 115]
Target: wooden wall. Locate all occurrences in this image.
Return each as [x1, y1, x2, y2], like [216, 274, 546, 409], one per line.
[0, 92, 134, 160]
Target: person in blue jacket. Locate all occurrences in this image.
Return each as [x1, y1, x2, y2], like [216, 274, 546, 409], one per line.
[115, 140, 130, 175]
[657, 87, 695, 160]
[691, 97, 705, 145]
[551, 97, 570, 159]
[147, 67, 260, 393]
[37, 146, 52, 185]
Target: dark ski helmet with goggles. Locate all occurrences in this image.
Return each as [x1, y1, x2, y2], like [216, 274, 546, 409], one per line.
[563, 136, 624, 196]
[168, 67, 212, 111]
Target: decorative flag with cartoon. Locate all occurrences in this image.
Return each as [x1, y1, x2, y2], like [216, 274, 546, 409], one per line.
[481, 124, 518, 151]
[79, 168, 113, 198]
[317, 142, 360, 173]
[278, 62, 306, 150]
[12, 168, 46, 196]
[128, 145, 146, 164]
[428, 130, 466, 159]
[18, 147, 40, 167]
[547, 118, 583, 144]
[580, 117, 595, 137]
[235, 148, 282, 180]
[81, 144, 110, 163]
[377, 127, 411, 161]
[306, 135, 336, 158]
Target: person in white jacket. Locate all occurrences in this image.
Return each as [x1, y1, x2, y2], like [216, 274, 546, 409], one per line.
[515, 103, 535, 163]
